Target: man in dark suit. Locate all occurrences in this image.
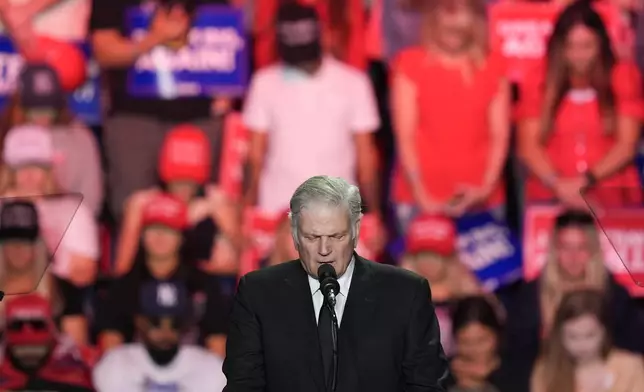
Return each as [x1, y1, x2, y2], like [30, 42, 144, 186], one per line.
[224, 175, 449, 392]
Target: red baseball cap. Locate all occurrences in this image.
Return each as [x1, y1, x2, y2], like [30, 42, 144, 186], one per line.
[406, 215, 456, 256]
[142, 193, 188, 231]
[159, 124, 211, 185]
[5, 294, 54, 346]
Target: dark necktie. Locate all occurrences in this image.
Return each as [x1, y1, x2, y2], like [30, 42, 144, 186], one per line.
[318, 296, 334, 386]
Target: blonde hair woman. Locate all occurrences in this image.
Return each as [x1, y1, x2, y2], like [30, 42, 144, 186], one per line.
[391, 0, 510, 232]
[531, 289, 644, 392]
[0, 200, 88, 346]
[501, 210, 643, 391]
[0, 125, 99, 288]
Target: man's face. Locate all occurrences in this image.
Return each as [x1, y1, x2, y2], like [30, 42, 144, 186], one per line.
[294, 203, 358, 278]
[6, 318, 53, 369]
[141, 316, 181, 350]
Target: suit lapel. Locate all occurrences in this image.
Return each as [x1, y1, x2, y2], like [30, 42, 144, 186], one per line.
[281, 261, 326, 392]
[337, 255, 380, 390]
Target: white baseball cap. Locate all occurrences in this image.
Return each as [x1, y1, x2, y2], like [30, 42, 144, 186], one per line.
[3, 125, 54, 167]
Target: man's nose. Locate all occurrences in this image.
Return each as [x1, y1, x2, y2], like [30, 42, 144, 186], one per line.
[317, 237, 331, 256]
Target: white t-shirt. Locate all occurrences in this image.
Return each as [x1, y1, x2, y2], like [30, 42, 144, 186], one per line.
[0, 0, 90, 41]
[93, 344, 226, 392]
[243, 56, 380, 213]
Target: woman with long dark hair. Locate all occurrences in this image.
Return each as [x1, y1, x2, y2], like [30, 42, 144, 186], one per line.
[531, 289, 644, 392]
[447, 296, 505, 392]
[502, 210, 643, 391]
[518, 0, 642, 209]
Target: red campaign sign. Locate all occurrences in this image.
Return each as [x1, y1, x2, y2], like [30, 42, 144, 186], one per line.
[218, 112, 249, 199]
[489, 1, 623, 83]
[523, 205, 644, 296]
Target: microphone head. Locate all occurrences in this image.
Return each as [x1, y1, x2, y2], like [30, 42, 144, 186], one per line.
[317, 263, 337, 280]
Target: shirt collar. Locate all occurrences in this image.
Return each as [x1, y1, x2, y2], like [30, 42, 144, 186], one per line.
[308, 256, 355, 297]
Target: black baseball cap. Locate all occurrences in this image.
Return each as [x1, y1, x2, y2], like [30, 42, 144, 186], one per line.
[0, 201, 39, 242]
[275, 3, 322, 65]
[18, 63, 65, 110]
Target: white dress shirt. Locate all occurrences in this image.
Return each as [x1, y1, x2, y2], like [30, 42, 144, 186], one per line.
[308, 258, 355, 326]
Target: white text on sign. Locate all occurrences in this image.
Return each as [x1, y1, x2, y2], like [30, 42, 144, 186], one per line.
[458, 223, 515, 271]
[133, 27, 245, 73]
[0, 53, 24, 94]
[496, 20, 553, 59]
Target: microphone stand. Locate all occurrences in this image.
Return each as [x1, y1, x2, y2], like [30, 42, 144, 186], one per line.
[326, 301, 339, 392]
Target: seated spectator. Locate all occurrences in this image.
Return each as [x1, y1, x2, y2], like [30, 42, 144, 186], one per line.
[254, 0, 366, 70]
[93, 280, 226, 391]
[114, 125, 239, 277]
[531, 289, 644, 392]
[244, 4, 383, 244]
[402, 215, 481, 299]
[0, 200, 87, 346]
[0, 63, 103, 217]
[0, 125, 99, 287]
[258, 211, 298, 268]
[390, 0, 510, 231]
[97, 194, 228, 356]
[0, 294, 93, 392]
[401, 215, 482, 356]
[503, 210, 643, 391]
[447, 296, 504, 392]
[517, 1, 643, 209]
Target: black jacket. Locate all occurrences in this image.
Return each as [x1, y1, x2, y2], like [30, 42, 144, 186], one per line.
[223, 255, 450, 392]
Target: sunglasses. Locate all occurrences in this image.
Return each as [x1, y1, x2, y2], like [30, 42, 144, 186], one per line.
[7, 319, 48, 331]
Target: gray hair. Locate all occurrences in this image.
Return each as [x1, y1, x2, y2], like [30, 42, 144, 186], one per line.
[289, 176, 363, 245]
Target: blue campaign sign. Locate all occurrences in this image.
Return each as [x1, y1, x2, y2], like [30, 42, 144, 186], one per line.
[126, 5, 248, 98]
[456, 210, 523, 291]
[0, 36, 102, 126]
[635, 138, 644, 186]
[69, 44, 102, 126]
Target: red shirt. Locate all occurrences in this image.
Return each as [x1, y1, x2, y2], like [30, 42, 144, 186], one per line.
[254, 0, 366, 70]
[517, 62, 644, 206]
[391, 48, 506, 205]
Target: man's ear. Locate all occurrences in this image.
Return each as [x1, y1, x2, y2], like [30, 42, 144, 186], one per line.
[353, 215, 362, 248]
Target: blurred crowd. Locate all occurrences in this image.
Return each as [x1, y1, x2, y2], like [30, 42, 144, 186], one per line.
[0, 0, 641, 390]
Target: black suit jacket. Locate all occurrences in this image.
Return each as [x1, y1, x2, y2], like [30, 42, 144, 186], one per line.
[223, 254, 449, 392]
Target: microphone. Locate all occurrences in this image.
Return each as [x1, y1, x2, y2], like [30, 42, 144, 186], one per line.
[317, 264, 340, 307]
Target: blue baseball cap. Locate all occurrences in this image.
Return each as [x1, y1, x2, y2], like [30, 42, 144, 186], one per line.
[139, 280, 190, 318]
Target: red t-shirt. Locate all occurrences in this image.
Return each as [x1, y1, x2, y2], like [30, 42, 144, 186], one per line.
[254, 0, 366, 70]
[391, 48, 506, 205]
[517, 61, 644, 206]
